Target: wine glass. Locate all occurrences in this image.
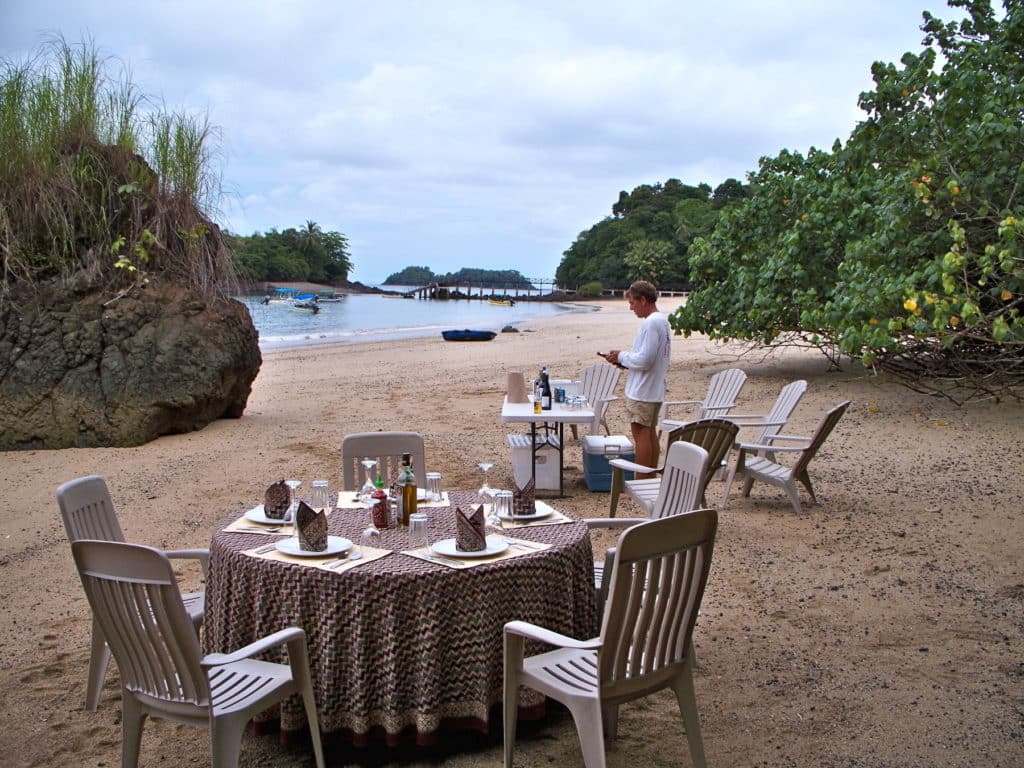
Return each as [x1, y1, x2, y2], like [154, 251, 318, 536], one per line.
[284, 479, 301, 523]
[358, 458, 378, 503]
[476, 461, 495, 504]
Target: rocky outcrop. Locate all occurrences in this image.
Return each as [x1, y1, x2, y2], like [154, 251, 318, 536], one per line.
[0, 280, 261, 449]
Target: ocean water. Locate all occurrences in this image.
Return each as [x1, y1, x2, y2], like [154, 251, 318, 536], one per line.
[236, 293, 592, 350]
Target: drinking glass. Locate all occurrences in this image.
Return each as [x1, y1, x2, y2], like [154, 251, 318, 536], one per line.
[358, 459, 378, 502]
[425, 471, 443, 502]
[477, 461, 495, 505]
[408, 512, 429, 550]
[489, 490, 513, 528]
[284, 479, 301, 522]
[311, 479, 330, 512]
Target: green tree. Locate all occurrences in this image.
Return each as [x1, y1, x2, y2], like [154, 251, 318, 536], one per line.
[624, 239, 675, 285]
[671, 0, 1024, 402]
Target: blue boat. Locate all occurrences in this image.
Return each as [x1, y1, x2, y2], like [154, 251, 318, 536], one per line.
[442, 329, 497, 342]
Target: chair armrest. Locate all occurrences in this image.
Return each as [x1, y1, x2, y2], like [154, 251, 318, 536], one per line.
[738, 442, 807, 453]
[201, 627, 305, 668]
[504, 620, 602, 650]
[164, 548, 210, 578]
[608, 458, 659, 474]
[663, 399, 701, 408]
[763, 433, 812, 443]
[584, 517, 647, 530]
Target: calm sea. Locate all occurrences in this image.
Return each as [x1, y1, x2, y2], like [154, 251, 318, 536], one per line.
[236, 290, 592, 350]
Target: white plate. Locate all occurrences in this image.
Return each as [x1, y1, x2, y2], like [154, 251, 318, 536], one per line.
[245, 505, 290, 525]
[498, 506, 553, 522]
[275, 536, 352, 558]
[431, 536, 509, 559]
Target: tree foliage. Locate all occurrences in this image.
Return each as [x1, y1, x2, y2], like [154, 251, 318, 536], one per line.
[555, 178, 747, 290]
[226, 221, 352, 283]
[671, 0, 1024, 403]
[382, 266, 535, 288]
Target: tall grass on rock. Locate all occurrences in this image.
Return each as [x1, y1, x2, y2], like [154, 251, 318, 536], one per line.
[0, 35, 235, 311]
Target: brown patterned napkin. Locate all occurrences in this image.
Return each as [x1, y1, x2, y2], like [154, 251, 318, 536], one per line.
[264, 480, 291, 520]
[295, 501, 328, 551]
[455, 505, 487, 552]
[513, 477, 536, 518]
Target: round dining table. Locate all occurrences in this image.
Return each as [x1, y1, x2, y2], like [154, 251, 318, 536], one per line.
[203, 491, 598, 747]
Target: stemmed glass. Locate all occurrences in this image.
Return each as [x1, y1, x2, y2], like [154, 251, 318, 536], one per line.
[358, 458, 379, 503]
[284, 479, 301, 523]
[476, 461, 495, 505]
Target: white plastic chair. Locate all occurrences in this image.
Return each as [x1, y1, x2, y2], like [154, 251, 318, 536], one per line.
[723, 400, 850, 513]
[576, 362, 622, 437]
[586, 440, 708, 610]
[608, 418, 739, 516]
[658, 367, 747, 435]
[341, 431, 426, 488]
[504, 509, 718, 768]
[71, 540, 325, 768]
[57, 475, 207, 711]
[721, 379, 807, 461]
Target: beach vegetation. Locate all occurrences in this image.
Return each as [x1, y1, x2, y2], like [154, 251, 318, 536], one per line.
[383, 266, 535, 289]
[670, 0, 1023, 403]
[226, 221, 352, 284]
[0, 35, 234, 310]
[577, 280, 604, 298]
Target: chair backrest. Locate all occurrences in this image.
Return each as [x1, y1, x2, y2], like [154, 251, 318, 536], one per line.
[341, 431, 426, 488]
[57, 475, 125, 543]
[71, 540, 210, 712]
[579, 363, 622, 434]
[650, 440, 709, 520]
[668, 418, 739, 502]
[599, 509, 718, 696]
[754, 379, 807, 444]
[700, 368, 747, 418]
[792, 400, 851, 476]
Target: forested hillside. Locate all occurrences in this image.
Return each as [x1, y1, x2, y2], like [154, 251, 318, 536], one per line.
[554, 178, 749, 291]
[383, 266, 535, 288]
[227, 221, 352, 284]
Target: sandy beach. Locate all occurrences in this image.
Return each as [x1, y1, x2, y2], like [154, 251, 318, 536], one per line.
[1, 296, 1021, 767]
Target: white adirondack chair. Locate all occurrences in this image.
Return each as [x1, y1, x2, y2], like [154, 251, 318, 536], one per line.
[723, 400, 850, 513]
[721, 379, 808, 461]
[570, 362, 622, 439]
[341, 431, 427, 488]
[609, 418, 739, 516]
[57, 475, 207, 711]
[503, 509, 718, 768]
[658, 367, 747, 435]
[71, 540, 325, 768]
[586, 440, 708, 610]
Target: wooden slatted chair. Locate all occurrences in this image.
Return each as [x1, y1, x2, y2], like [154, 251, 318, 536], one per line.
[504, 509, 718, 768]
[71, 540, 325, 768]
[57, 475, 207, 711]
[723, 400, 850, 513]
[608, 418, 738, 516]
[341, 431, 426, 488]
[658, 367, 747, 435]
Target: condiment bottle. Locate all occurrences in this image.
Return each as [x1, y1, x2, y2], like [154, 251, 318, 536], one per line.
[397, 452, 417, 526]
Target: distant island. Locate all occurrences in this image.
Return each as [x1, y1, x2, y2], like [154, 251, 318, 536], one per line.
[383, 266, 536, 289]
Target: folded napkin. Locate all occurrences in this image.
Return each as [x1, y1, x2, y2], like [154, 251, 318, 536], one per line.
[507, 371, 528, 403]
[513, 477, 536, 518]
[264, 480, 291, 520]
[295, 501, 328, 551]
[455, 505, 487, 552]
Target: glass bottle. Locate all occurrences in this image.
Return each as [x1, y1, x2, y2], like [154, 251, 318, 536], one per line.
[397, 452, 417, 526]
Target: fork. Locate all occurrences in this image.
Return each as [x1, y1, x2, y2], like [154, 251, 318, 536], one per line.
[255, 543, 278, 554]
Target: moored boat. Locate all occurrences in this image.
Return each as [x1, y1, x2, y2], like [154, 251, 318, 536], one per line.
[442, 329, 497, 342]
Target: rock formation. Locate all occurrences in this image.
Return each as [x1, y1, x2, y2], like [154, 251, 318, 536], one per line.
[0, 279, 261, 449]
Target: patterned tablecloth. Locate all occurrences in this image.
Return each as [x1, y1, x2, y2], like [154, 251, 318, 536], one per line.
[204, 491, 598, 746]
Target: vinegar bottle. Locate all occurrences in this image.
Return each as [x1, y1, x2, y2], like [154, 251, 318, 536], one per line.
[398, 452, 417, 526]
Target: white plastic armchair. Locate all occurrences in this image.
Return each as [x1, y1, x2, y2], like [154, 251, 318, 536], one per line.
[720, 379, 807, 461]
[722, 400, 850, 513]
[504, 509, 718, 768]
[341, 431, 426, 488]
[658, 367, 747, 435]
[57, 474, 207, 711]
[71, 540, 325, 768]
[587, 440, 708, 611]
[578, 362, 621, 436]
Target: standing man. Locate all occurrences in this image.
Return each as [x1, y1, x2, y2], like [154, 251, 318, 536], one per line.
[603, 281, 671, 478]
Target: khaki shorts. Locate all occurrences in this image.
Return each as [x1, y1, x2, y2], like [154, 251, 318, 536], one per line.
[626, 398, 661, 428]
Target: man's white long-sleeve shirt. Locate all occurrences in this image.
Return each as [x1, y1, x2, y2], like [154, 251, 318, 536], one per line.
[618, 311, 671, 403]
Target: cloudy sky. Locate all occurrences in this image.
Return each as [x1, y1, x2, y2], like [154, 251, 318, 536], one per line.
[2, 1, 962, 284]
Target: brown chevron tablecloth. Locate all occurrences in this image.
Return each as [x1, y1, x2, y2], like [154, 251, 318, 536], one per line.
[203, 491, 598, 746]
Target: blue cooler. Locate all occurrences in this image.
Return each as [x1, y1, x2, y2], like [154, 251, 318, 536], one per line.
[582, 435, 635, 491]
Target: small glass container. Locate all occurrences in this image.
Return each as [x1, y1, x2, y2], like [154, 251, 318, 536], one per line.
[310, 479, 330, 511]
[408, 512, 429, 550]
[425, 472, 443, 502]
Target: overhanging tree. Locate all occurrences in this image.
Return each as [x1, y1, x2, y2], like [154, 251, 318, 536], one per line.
[671, 0, 1024, 403]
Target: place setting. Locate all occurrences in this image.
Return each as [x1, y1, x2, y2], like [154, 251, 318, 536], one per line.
[492, 478, 576, 529]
